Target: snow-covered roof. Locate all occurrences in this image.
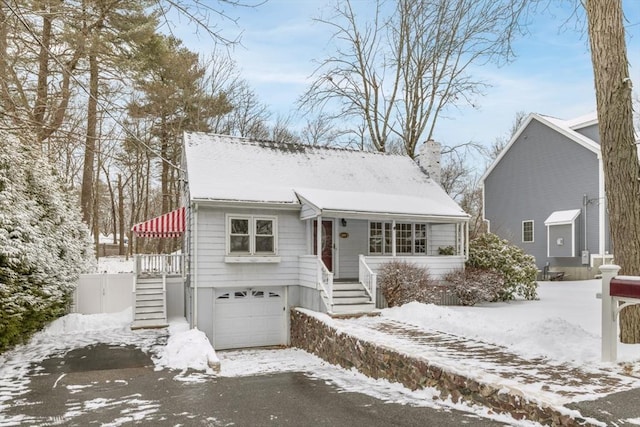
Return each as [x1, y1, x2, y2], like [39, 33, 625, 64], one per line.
[295, 188, 464, 220]
[183, 133, 468, 220]
[544, 209, 581, 226]
[564, 112, 598, 130]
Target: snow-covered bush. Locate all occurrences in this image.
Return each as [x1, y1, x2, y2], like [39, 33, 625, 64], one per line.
[0, 131, 95, 353]
[444, 267, 504, 306]
[378, 260, 436, 307]
[466, 233, 538, 301]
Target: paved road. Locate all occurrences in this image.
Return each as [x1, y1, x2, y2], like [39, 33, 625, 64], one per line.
[1, 344, 511, 426]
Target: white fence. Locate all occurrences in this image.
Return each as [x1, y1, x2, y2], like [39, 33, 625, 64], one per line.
[73, 273, 134, 315]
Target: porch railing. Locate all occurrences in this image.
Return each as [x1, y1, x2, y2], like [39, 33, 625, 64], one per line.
[317, 258, 334, 311]
[359, 254, 377, 302]
[135, 253, 184, 277]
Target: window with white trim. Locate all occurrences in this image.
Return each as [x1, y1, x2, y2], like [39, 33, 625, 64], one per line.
[522, 220, 534, 243]
[227, 215, 277, 255]
[368, 221, 427, 255]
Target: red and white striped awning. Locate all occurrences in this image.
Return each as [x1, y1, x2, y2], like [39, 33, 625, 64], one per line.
[131, 207, 185, 238]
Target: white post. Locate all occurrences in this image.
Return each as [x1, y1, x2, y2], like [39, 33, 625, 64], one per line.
[391, 220, 397, 257]
[600, 264, 621, 362]
[316, 216, 323, 283]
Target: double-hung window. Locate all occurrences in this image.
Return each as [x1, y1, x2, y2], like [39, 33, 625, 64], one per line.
[522, 220, 534, 243]
[227, 215, 277, 256]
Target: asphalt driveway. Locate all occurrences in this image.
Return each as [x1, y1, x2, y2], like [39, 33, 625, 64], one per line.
[0, 343, 511, 426]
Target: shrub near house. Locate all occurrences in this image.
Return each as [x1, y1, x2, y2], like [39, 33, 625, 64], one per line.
[467, 233, 538, 301]
[0, 132, 94, 353]
[379, 233, 537, 307]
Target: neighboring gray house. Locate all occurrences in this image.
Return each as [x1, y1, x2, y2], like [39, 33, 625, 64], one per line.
[482, 112, 611, 280]
[178, 133, 470, 350]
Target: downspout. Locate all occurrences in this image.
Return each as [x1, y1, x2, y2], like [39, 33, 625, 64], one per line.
[583, 193, 588, 259]
[598, 155, 606, 260]
[193, 202, 199, 329]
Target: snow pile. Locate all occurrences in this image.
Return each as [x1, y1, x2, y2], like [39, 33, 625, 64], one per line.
[154, 319, 218, 373]
[382, 280, 636, 363]
[43, 308, 134, 335]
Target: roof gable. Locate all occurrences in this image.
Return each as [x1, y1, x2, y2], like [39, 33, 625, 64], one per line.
[481, 113, 601, 184]
[183, 133, 467, 218]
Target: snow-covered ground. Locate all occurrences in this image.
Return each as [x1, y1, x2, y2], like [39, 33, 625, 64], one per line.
[1, 279, 639, 426]
[96, 256, 134, 274]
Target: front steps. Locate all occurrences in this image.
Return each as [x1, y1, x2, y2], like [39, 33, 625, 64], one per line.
[327, 282, 376, 315]
[131, 276, 168, 329]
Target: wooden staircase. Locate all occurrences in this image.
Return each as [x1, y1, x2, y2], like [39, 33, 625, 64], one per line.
[131, 276, 168, 329]
[328, 281, 376, 315]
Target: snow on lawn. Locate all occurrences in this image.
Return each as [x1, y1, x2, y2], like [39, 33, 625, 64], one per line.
[383, 279, 639, 364]
[1, 279, 638, 426]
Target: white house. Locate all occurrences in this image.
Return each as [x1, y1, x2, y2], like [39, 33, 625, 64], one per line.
[132, 133, 470, 350]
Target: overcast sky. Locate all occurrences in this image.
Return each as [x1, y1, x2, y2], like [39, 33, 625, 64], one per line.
[167, 0, 639, 166]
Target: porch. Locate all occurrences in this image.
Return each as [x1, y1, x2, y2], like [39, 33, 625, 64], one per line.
[298, 211, 468, 315]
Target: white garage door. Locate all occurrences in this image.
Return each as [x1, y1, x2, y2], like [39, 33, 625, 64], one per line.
[214, 287, 286, 350]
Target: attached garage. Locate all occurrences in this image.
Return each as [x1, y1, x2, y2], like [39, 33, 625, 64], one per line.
[213, 287, 287, 350]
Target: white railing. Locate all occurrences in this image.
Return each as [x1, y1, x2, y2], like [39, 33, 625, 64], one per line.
[317, 258, 334, 310]
[359, 254, 377, 302]
[135, 253, 183, 276]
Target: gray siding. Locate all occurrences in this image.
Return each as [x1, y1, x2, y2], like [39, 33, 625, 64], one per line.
[337, 219, 368, 278]
[548, 224, 576, 257]
[484, 119, 600, 269]
[574, 124, 600, 143]
[191, 206, 306, 288]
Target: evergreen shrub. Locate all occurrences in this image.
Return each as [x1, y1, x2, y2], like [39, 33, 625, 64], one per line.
[466, 233, 538, 301]
[0, 131, 94, 353]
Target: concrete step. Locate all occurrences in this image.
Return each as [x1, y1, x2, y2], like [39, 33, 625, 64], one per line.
[330, 302, 376, 315]
[333, 295, 372, 305]
[332, 282, 362, 291]
[131, 318, 168, 329]
[333, 289, 368, 298]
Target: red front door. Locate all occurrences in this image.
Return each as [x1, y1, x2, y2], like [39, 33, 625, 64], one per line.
[313, 220, 333, 272]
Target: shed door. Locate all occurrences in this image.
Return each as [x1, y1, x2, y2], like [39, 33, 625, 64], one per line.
[214, 287, 286, 350]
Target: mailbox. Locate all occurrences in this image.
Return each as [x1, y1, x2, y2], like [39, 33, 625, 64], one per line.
[610, 278, 640, 299]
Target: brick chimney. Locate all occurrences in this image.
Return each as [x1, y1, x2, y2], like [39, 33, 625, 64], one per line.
[417, 139, 441, 184]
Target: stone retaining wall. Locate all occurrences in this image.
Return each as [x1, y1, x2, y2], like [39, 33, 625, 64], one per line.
[290, 309, 590, 427]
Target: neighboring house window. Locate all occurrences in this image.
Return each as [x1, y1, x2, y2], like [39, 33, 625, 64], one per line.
[227, 215, 277, 255]
[522, 220, 534, 243]
[369, 221, 427, 255]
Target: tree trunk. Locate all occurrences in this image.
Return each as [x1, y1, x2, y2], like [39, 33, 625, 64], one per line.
[586, 0, 640, 343]
[80, 49, 99, 226]
[118, 174, 125, 255]
[34, 9, 52, 147]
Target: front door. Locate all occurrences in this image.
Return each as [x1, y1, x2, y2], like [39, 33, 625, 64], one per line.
[313, 220, 333, 272]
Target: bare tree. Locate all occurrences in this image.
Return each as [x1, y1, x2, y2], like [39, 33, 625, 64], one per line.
[301, 0, 532, 157]
[585, 0, 640, 343]
[489, 110, 527, 160]
[300, 113, 350, 146]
